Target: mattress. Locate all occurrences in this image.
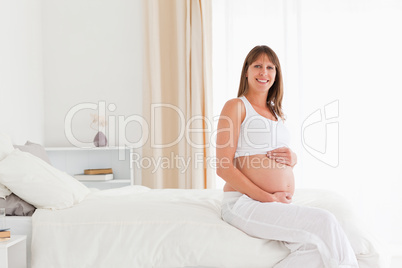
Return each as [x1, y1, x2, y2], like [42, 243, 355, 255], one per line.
[32, 186, 288, 268]
[30, 186, 383, 268]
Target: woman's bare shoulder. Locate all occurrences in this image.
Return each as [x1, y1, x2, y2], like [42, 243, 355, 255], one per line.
[224, 97, 242, 105]
[219, 98, 245, 122]
[221, 98, 244, 113]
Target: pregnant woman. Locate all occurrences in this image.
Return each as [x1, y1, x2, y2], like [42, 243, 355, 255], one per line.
[216, 45, 358, 268]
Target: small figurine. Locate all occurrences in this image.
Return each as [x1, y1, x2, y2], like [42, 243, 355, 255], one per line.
[90, 113, 108, 147]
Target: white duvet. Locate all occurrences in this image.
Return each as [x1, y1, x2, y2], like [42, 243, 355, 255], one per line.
[31, 186, 383, 268]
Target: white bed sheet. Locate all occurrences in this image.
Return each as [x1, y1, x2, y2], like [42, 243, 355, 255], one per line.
[31, 186, 383, 268]
[32, 186, 288, 268]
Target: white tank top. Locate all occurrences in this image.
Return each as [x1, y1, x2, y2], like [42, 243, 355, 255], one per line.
[235, 96, 291, 158]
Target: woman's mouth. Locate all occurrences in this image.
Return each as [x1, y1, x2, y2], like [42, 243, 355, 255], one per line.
[256, 79, 268, 83]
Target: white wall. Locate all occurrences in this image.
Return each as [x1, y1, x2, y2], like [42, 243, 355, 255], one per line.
[0, 0, 44, 145]
[42, 0, 143, 147]
[0, 0, 143, 147]
[298, 0, 402, 247]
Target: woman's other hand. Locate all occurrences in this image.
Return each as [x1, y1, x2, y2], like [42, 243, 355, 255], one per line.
[272, 192, 293, 204]
[266, 147, 297, 167]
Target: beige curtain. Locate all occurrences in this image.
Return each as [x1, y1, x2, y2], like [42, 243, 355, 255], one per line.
[141, 0, 215, 189]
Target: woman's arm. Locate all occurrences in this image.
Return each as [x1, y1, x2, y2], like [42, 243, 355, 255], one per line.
[216, 99, 280, 203]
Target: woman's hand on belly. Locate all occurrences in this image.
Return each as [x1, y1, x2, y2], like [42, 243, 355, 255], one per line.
[266, 147, 297, 167]
[272, 192, 293, 204]
[224, 182, 292, 203]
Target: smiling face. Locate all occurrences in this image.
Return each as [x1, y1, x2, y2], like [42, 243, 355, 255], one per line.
[246, 54, 276, 94]
[237, 45, 284, 120]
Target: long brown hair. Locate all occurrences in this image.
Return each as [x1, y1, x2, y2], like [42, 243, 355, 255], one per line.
[237, 45, 285, 121]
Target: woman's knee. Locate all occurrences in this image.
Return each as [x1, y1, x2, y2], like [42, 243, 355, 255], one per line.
[312, 208, 340, 229]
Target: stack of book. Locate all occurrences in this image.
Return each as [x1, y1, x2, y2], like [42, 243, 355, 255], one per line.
[74, 168, 113, 181]
[0, 229, 10, 242]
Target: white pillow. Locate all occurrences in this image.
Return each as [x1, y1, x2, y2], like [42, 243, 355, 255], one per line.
[0, 185, 11, 200]
[0, 149, 90, 209]
[0, 133, 14, 198]
[14, 141, 52, 164]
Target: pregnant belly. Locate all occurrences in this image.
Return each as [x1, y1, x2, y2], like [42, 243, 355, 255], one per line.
[224, 154, 295, 195]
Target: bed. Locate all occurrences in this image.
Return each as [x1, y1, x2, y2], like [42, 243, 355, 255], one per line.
[0, 134, 385, 268]
[5, 187, 381, 268]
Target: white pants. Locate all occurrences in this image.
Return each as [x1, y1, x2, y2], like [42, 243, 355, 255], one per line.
[221, 192, 359, 268]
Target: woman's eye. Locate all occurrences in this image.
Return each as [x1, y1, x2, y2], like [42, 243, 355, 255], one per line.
[253, 65, 274, 69]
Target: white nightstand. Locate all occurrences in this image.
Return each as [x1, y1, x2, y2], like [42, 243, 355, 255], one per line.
[0, 235, 27, 268]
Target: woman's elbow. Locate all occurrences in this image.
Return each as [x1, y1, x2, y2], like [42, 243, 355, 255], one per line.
[215, 160, 231, 178]
[216, 166, 224, 178]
